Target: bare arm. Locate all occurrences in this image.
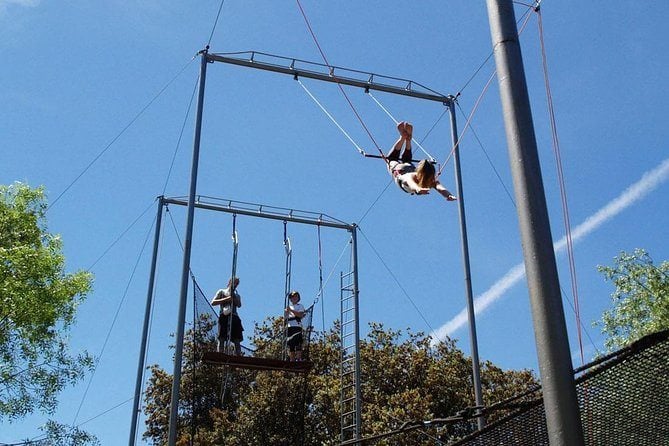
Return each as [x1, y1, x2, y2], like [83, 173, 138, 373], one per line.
[211, 290, 232, 306]
[435, 182, 457, 201]
[285, 306, 305, 318]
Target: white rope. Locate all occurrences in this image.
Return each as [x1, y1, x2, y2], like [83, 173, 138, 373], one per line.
[367, 91, 436, 162]
[297, 79, 365, 155]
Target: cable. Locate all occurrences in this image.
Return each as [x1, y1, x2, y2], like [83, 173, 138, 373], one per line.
[72, 215, 157, 425]
[367, 91, 437, 162]
[206, 0, 226, 47]
[162, 76, 199, 195]
[297, 79, 365, 155]
[357, 179, 393, 225]
[317, 224, 325, 332]
[437, 9, 534, 176]
[419, 107, 449, 148]
[135, 205, 167, 444]
[456, 3, 536, 96]
[87, 199, 156, 270]
[455, 102, 516, 207]
[47, 57, 196, 211]
[357, 227, 438, 339]
[295, 0, 384, 156]
[536, 7, 585, 365]
[437, 73, 496, 176]
[77, 396, 133, 427]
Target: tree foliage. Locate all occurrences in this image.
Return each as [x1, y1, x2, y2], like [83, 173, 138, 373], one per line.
[0, 183, 94, 421]
[596, 248, 669, 352]
[143, 316, 537, 445]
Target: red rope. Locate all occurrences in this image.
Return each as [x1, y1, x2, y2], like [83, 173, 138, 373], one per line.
[537, 9, 585, 365]
[295, 0, 384, 158]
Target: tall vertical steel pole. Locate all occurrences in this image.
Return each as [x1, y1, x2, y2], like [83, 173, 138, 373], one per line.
[448, 100, 485, 429]
[129, 196, 164, 446]
[350, 225, 362, 442]
[167, 48, 209, 446]
[484, 2, 584, 444]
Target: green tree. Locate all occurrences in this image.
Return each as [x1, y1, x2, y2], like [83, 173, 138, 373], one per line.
[596, 248, 669, 352]
[0, 183, 95, 421]
[143, 317, 537, 445]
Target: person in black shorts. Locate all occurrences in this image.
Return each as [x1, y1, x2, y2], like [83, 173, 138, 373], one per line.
[211, 277, 244, 355]
[284, 291, 305, 361]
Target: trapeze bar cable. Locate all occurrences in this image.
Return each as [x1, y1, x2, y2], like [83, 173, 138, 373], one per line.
[367, 91, 438, 162]
[297, 79, 365, 155]
[207, 51, 453, 105]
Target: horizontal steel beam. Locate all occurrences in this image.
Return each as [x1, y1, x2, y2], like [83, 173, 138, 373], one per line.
[163, 196, 355, 231]
[207, 52, 452, 105]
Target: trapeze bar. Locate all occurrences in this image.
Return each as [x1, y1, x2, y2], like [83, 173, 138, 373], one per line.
[162, 196, 355, 231]
[203, 351, 312, 373]
[207, 52, 452, 105]
[363, 153, 436, 164]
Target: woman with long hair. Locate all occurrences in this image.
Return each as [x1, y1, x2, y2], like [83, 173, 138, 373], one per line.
[387, 121, 457, 201]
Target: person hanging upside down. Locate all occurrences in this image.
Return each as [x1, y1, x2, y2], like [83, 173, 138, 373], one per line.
[386, 121, 457, 201]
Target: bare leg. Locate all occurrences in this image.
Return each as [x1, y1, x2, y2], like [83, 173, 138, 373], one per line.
[401, 122, 413, 162]
[387, 121, 407, 160]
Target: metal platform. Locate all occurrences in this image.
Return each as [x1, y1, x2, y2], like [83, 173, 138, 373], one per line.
[203, 351, 312, 373]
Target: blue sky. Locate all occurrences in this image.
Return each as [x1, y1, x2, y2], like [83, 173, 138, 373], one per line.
[2, 1, 668, 444]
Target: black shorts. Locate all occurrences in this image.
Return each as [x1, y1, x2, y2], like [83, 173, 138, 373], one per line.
[286, 326, 303, 352]
[218, 314, 243, 342]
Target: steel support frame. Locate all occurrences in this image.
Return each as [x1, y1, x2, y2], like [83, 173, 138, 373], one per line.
[151, 47, 486, 446]
[162, 194, 358, 445]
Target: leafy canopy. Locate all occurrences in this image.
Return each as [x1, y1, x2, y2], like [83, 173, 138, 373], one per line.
[143, 317, 537, 445]
[596, 248, 669, 352]
[0, 182, 94, 421]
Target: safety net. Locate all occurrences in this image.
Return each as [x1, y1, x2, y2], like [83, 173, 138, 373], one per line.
[449, 329, 669, 445]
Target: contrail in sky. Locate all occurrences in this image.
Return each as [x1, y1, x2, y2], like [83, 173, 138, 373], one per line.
[432, 157, 669, 340]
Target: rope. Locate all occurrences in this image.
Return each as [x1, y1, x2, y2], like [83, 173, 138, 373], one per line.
[295, 0, 384, 158]
[297, 79, 365, 155]
[536, 7, 585, 365]
[367, 91, 437, 163]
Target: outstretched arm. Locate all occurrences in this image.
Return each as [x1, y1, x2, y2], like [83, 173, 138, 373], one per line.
[435, 182, 457, 201]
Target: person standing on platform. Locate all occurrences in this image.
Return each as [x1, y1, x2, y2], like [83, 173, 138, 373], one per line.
[211, 277, 244, 355]
[284, 290, 305, 361]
